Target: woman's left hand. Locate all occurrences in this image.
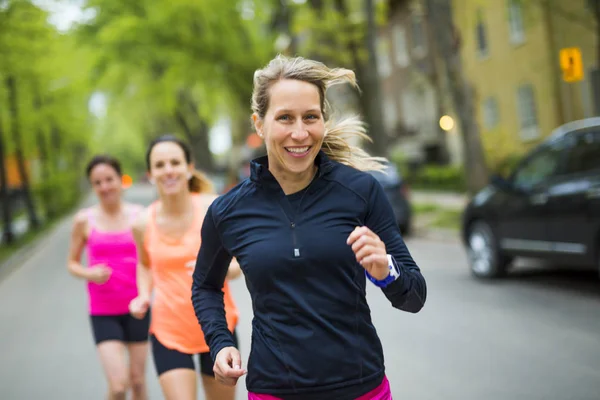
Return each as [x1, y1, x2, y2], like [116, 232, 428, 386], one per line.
[347, 226, 389, 280]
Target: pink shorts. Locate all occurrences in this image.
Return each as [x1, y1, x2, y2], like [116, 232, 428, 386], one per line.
[248, 376, 392, 400]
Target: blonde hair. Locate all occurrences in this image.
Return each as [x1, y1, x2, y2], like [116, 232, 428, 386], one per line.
[251, 55, 387, 172]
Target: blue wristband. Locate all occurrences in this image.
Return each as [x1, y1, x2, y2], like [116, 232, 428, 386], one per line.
[365, 255, 401, 288]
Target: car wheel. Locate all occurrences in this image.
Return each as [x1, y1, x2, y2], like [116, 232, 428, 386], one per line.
[467, 220, 511, 279]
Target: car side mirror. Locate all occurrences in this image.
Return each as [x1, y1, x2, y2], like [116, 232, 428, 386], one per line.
[490, 174, 513, 191]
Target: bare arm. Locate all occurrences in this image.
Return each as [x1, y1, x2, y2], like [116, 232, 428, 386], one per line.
[67, 211, 91, 280]
[132, 210, 153, 299]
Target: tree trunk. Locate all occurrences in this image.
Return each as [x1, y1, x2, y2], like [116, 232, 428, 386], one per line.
[33, 90, 53, 218]
[6, 76, 40, 228]
[273, 0, 298, 55]
[0, 105, 14, 244]
[173, 108, 214, 173]
[331, 0, 388, 156]
[33, 90, 50, 181]
[541, 0, 566, 124]
[424, 0, 489, 194]
[362, 0, 388, 156]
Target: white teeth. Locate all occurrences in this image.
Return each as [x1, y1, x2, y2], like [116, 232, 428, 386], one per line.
[286, 147, 309, 153]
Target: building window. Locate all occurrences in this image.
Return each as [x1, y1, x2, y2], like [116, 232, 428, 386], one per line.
[376, 37, 392, 78]
[392, 25, 410, 67]
[411, 14, 427, 57]
[517, 84, 540, 141]
[507, 0, 525, 44]
[483, 97, 499, 130]
[475, 9, 489, 58]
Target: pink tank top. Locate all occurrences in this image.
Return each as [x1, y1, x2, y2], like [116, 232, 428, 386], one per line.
[86, 207, 139, 315]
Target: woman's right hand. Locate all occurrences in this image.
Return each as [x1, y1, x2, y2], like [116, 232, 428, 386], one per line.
[86, 265, 112, 284]
[129, 295, 150, 319]
[214, 346, 246, 386]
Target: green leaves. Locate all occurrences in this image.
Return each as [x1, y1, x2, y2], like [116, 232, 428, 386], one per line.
[0, 1, 97, 222]
[73, 0, 277, 165]
[0, 1, 93, 160]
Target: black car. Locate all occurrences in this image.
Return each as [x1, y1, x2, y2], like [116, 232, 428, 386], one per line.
[369, 163, 413, 235]
[461, 118, 600, 279]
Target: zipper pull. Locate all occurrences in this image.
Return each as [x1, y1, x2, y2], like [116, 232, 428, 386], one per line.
[291, 222, 299, 257]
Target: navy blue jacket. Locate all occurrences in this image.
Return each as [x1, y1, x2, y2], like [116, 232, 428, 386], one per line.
[192, 152, 426, 400]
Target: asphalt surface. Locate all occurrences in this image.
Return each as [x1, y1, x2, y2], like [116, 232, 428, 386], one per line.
[1, 184, 599, 400]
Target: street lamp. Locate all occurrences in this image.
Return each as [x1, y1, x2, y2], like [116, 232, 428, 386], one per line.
[439, 115, 455, 131]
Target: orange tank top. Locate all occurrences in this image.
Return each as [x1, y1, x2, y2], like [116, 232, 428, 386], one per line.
[144, 193, 239, 354]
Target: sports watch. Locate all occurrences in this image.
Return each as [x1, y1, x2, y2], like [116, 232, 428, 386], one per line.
[365, 254, 401, 288]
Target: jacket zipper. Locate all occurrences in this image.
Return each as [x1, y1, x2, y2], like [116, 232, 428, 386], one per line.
[281, 168, 320, 259]
[291, 222, 299, 257]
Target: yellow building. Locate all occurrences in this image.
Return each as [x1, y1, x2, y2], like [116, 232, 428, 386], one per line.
[453, 0, 597, 167]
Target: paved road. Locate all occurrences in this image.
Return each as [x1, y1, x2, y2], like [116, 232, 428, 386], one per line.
[1, 185, 599, 400]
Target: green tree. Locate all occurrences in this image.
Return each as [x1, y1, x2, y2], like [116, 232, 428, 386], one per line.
[424, 0, 489, 194]
[0, 1, 55, 231]
[287, 0, 389, 156]
[0, 1, 96, 234]
[76, 0, 275, 174]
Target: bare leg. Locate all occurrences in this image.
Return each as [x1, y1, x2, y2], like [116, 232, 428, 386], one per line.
[127, 342, 149, 400]
[201, 373, 236, 400]
[158, 368, 197, 400]
[97, 341, 128, 400]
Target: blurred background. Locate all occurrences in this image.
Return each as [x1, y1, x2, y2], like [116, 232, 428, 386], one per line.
[1, 0, 600, 399]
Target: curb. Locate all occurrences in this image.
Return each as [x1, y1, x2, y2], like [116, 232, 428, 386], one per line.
[0, 192, 93, 283]
[0, 219, 65, 283]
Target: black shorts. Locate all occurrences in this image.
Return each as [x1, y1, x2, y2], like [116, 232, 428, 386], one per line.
[90, 313, 150, 345]
[151, 330, 239, 377]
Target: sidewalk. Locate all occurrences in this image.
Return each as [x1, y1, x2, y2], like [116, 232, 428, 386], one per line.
[410, 189, 468, 210]
[409, 190, 467, 243]
[0, 191, 94, 281]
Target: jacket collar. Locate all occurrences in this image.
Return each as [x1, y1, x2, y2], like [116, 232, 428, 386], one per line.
[250, 150, 335, 185]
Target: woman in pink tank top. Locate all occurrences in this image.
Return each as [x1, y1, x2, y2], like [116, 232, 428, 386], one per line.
[67, 155, 149, 400]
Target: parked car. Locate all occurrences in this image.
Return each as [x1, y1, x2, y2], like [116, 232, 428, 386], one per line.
[369, 163, 413, 235]
[461, 118, 600, 279]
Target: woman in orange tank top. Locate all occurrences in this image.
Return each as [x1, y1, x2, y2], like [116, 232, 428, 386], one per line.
[129, 135, 241, 400]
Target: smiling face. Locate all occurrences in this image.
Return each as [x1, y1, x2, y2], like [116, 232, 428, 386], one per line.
[148, 141, 194, 196]
[89, 163, 122, 206]
[253, 79, 325, 178]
